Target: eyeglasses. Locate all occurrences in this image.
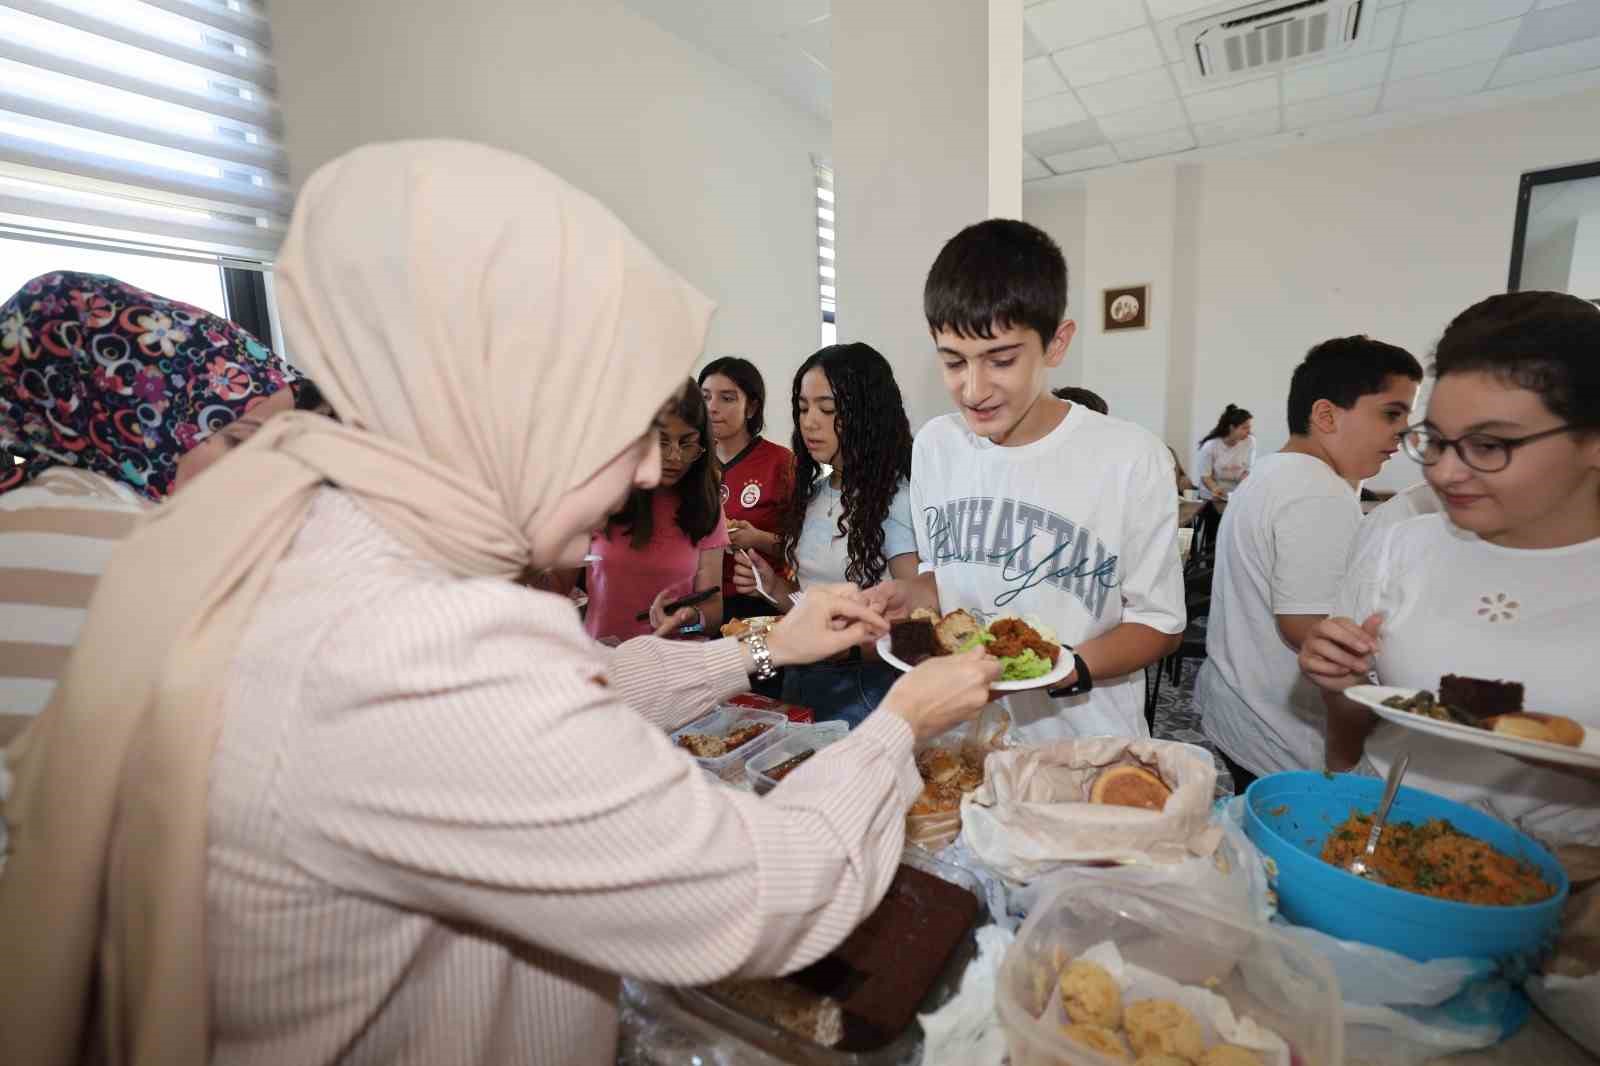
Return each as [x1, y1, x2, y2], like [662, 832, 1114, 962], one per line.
[1400, 423, 1579, 473]
[657, 434, 704, 460]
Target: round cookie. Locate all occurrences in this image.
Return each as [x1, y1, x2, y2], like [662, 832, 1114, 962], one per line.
[1059, 959, 1123, 1027]
[1198, 1047, 1262, 1066]
[1125, 999, 1205, 1061]
[1060, 1024, 1131, 1061]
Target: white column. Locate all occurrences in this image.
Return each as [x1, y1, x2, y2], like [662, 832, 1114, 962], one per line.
[831, 0, 1023, 429]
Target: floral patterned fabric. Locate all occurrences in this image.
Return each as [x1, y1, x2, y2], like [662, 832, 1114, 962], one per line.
[0, 271, 299, 500]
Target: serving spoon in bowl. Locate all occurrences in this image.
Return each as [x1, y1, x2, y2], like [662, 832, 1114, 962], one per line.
[1347, 752, 1411, 883]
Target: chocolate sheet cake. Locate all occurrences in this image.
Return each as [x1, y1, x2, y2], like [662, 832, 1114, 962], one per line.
[1439, 674, 1524, 721]
[889, 617, 941, 665]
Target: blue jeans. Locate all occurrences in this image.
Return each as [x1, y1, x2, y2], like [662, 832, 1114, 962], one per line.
[781, 659, 897, 728]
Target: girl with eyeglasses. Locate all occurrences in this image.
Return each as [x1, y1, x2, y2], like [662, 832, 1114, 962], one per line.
[583, 378, 729, 641]
[1301, 291, 1600, 848]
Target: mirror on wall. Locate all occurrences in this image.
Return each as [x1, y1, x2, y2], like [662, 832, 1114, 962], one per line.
[1509, 161, 1600, 300]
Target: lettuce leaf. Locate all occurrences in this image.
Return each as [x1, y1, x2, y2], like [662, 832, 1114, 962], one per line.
[999, 648, 1051, 682]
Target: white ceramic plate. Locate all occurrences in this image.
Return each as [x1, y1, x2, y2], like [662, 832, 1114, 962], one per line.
[875, 634, 1076, 693]
[1345, 685, 1600, 770]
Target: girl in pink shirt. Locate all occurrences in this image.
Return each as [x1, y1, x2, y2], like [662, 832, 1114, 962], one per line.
[585, 379, 730, 640]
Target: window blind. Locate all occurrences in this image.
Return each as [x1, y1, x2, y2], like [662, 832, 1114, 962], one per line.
[814, 157, 834, 325]
[0, 0, 288, 262]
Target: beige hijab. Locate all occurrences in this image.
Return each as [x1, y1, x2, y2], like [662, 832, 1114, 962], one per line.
[0, 140, 712, 1065]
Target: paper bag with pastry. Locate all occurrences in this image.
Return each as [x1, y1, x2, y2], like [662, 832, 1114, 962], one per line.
[905, 704, 1012, 853]
[959, 737, 1222, 882]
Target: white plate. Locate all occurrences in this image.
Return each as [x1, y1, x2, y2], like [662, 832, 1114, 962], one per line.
[1345, 685, 1600, 770]
[875, 633, 1076, 693]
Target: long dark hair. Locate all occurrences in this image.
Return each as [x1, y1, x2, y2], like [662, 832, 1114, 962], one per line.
[1199, 403, 1253, 446]
[609, 378, 722, 549]
[697, 356, 766, 437]
[778, 344, 913, 586]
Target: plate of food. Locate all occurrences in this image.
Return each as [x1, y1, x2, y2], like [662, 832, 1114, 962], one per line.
[1345, 676, 1600, 769]
[876, 608, 1075, 692]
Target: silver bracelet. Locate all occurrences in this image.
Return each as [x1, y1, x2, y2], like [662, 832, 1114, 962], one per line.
[747, 632, 778, 681]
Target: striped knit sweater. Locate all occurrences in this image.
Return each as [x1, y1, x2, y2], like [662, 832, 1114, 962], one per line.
[0, 467, 148, 744]
[208, 488, 921, 1065]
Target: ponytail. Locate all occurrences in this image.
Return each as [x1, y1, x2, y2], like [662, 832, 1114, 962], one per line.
[1199, 404, 1252, 447]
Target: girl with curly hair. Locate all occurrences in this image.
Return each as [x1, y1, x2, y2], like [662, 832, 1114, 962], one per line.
[734, 343, 917, 725]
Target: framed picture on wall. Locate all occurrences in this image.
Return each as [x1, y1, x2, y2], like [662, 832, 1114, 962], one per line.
[1103, 285, 1150, 332]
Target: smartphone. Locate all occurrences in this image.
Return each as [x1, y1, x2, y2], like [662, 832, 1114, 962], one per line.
[635, 586, 719, 622]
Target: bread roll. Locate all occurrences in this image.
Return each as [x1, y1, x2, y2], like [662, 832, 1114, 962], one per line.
[1486, 712, 1585, 748]
[1090, 765, 1173, 811]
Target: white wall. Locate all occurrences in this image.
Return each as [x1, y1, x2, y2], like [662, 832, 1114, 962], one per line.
[1569, 213, 1600, 298]
[1026, 86, 1600, 490]
[266, 0, 828, 450]
[1022, 181, 1087, 391]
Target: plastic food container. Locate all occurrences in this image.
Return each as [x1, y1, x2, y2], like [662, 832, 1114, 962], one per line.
[671, 706, 787, 782]
[997, 874, 1344, 1066]
[665, 848, 990, 1065]
[744, 722, 851, 795]
[1244, 772, 1568, 963]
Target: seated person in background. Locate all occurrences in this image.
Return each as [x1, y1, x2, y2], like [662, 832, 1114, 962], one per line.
[584, 378, 728, 642]
[1170, 446, 1197, 496]
[1, 271, 301, 742]
[1199, 336, 1422, 792]
[1051, 385, 1108, 414]
[1302, 292, 1600, 848]
[1193, 404, 1256, 546]
[699, 356, 793, 625]
[734, 343, 918, 726]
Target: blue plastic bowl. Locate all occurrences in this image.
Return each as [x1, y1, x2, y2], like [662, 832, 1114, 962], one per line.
[1244, 772, 1568, 963]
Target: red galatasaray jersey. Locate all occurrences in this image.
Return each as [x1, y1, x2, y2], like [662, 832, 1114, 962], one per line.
[719, 436, 794, 590]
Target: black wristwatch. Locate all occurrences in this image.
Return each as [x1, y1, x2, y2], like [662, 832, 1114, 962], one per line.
[1047, 653, 1093, 699]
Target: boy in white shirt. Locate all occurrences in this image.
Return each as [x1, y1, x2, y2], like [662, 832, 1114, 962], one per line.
[1198, 336, 1422, 791]
[874, 220, 1185, 741]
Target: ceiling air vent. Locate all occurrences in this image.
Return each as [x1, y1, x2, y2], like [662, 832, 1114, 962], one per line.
[1180, 0, 1366, 83]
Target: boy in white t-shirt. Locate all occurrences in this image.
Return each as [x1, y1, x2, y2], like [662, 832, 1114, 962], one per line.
[1198, 336, 1422, 791]
[872, 220, 1185, 741]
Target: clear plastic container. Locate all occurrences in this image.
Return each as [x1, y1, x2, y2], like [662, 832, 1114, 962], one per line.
[998, 874, 1344, 1066]
[744, 721, 851, 794]
[665, 847, 990, 1065]
[671, 706, 788, 782]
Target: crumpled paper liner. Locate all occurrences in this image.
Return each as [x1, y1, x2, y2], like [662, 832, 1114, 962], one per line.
[906, 707, 1011, 853]
[961, 737, 1222, 882]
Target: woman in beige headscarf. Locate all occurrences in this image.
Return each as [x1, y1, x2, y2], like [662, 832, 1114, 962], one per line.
[0, 141, 998, 1066]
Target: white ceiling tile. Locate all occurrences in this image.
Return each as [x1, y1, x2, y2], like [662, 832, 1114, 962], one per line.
[1380, 0, 1406, 5]
[1024, 23, 1050, 60]
[1115, 127, 1197, 161]
[1025, 0, 1147, 53]
[1491, 31, 1600, 84]
[1024, 90, 1091, 133]
[1025, 55, 1069, 99]
[1282, 50, 1392, 102]
[1510, 1, 1600, 51]
[1043, 144, 1120, 173]
[1055, 26, 1167, 86]
[1076, 67, 1178, 116]
[1025, 119, 1108, 157]
[1536, 0, 1581, 7]
[1389, 19, 1521, 79]
[1284, 86, 1382, 126]
[783, 16, 832, 69]
[1367, 4, 1406, 49]
[1096, 98, 1190, 140]
[1182, 75, 1280, 122]
[1484, 60, 1600, 100]
[1400, 0, 1534, 43]
[1155, 15, 1189, 65]
[1193, 107, 1282, 145]
[1023, 153, 1053, 181]
[1145, 0, 1227, 18]
[1381, 60, 1497, 107]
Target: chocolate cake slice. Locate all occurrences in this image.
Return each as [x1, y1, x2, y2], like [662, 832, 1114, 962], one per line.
[889, 617, 941, 665]
[1439, 674, 1524, 722]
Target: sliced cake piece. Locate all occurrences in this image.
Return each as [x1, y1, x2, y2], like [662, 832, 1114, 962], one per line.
[1439, 674, 1524, 721]
[889, 617, 941, 665]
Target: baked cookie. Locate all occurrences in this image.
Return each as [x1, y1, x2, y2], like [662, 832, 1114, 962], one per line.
[1059, 958, 1123, 1027]
[1125, 999, 1205, 1061]
[1198, 1046, 1262, 1066]
[1060, 1024, 1131, 1061]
